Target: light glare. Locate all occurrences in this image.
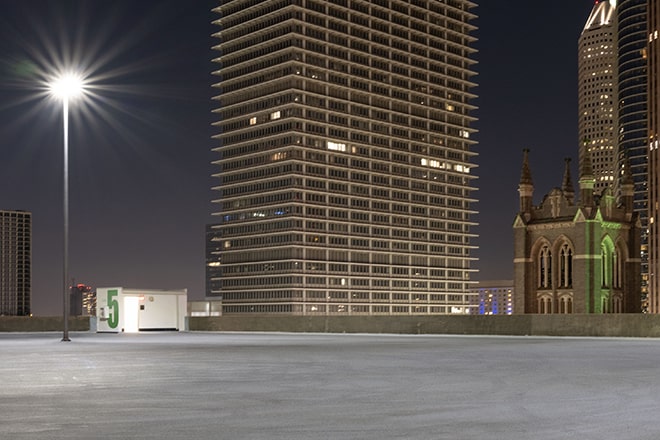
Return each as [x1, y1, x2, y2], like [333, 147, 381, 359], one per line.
[49, 73, 85, 100]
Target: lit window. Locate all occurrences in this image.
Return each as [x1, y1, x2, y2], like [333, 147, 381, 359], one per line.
[270, 111, 281, 120]
[249, 117, 257, 125]
[327, 141, 347, 152]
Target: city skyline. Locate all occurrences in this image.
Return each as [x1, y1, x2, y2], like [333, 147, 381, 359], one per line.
[0, 1, 594, 315]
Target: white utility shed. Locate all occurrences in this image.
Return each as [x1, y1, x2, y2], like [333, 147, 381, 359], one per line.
[97, 287, 187, 333]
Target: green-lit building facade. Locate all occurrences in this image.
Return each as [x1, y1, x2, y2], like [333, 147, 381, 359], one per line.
[513, 150, 641, 314]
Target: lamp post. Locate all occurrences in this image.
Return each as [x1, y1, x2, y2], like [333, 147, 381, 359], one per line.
[49, 74, 84, 342]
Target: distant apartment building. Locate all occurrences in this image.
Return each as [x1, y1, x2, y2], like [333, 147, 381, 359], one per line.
[470, 280, 513, 315]
[210, 0, 479, 315]
[0, 210, 31, 316]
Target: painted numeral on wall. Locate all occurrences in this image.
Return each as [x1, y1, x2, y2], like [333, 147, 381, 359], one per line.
[107, 289, 119, 329]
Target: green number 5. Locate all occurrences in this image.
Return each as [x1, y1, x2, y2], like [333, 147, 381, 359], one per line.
[107, 290, 119, 329]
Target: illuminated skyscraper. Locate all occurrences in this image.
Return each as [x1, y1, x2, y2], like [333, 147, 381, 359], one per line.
[647, 0, 660, 312]
[617, 0, 648, 309]
[578, 0, 618, 194]
[210, 0, 478, 315]
[0, 210, 31, 316]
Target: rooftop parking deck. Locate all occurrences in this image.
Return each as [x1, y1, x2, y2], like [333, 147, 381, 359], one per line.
[1, 332, 659, 439]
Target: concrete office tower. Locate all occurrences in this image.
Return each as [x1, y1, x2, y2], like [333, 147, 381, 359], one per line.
[617, 0, 648, 309]
[210, 0, 478, 315]
[0, 210, 31, 316]
[648, 0, 660, 313]
[579, 0, 618, 194]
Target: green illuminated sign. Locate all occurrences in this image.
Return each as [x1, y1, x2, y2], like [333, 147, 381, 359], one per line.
[107, 289, 119, 329]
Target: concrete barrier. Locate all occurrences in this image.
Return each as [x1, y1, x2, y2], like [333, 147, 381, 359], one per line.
[189, 314, 660, 337]
[4, 314, 660, 337]
[0, 316, 90, 332]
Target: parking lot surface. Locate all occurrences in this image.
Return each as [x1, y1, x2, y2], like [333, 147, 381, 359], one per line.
[1, 331, 659, 439]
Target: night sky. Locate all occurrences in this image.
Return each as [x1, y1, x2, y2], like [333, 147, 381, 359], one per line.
[0, 1, 596, 315]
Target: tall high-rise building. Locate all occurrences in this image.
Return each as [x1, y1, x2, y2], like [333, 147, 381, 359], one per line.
[0, 210, 31, 316]
[647, 0, 660, 312]
[617, 0, 648, 309]
[205, 223, 222, 298]
[579, 0, 618, 194]
[210, 0, 478, 315]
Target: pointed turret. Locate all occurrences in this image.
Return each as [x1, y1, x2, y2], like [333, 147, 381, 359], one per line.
[579, 147, 596, 210]
[518, 149, 534, 215]
[562, 158, 575, 205]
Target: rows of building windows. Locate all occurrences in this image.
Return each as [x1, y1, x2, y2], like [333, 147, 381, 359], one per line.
[221, 236, 472, 254]
[222, 304, 471, 315]
[221, 290, 470, 302]
[219, 147, 473, 176]
[212, 0, 477, 314]
[218, 132, 471, 162]
[221, 170, 474, 198]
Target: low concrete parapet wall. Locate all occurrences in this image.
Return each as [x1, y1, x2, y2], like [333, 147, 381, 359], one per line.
[190, 314, 660, 337]
[2, 315, 659, 337]
[0, 316, 90, 332]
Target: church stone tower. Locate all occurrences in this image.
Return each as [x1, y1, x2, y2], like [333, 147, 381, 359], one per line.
[513, 150, 641, 314]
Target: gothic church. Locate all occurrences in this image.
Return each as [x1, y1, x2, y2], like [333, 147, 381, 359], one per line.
[513, 150, 641, 313]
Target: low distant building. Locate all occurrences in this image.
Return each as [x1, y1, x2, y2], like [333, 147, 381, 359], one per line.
[0, 210, 31, 316]
[188, 300, 223, 317]
[96, 287, 187, 333]
[513, 150, 641, 314]
[470, 280, 513, 315]
[70, 284, 96, 316]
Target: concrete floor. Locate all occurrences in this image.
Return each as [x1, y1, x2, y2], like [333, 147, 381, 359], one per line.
[1, 332, 659, 439]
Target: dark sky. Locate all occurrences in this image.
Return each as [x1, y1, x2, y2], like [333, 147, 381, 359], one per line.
[0, 1, 596, 315]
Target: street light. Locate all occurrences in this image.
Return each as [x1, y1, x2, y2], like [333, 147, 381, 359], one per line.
[49, 73, 84, 342]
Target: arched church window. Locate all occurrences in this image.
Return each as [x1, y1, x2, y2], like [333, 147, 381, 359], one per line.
[559, 243, 573, 288]
[538, 296, 552, 314]
[601, 240, 616, 289]
[538, 245, 552, 289]
[612, 248, 622, 289]
[601, 246, 610, 288]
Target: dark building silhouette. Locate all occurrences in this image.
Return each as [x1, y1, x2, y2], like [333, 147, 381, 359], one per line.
[70, 284, 95, 316]
[0, 210, 31, 316]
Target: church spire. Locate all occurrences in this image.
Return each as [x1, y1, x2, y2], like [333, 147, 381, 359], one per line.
[579, 147, 596, 209]
[562, 157, 575, 205]
[518, 149, 534, 214]
[519, 148, 533, 186]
